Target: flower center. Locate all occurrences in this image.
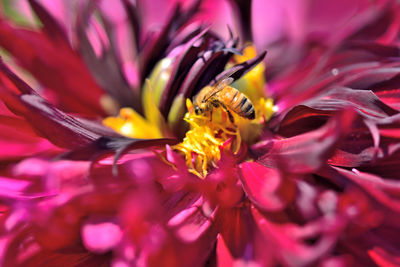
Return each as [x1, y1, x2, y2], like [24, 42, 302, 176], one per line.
[102, 44, 274, 178]
[172, 99, 241, 178]
[172, 95, 273, 178]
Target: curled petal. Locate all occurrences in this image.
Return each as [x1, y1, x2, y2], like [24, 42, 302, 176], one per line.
[254, 109, 355, 174]
[239, 161, 295, 211]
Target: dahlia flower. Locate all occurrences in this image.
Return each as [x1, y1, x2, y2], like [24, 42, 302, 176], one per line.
[1, 0, 400, 266]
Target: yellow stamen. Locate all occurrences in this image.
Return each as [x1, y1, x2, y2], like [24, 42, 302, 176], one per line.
[104, 44, 276, 178]
[171, 44, 276, 178]
[103, 80, 172, 139]
[171, 97, 276, 178]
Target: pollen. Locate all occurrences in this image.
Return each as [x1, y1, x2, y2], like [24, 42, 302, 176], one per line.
[171, 99, 241, 178]
[172, 97, 274, 178]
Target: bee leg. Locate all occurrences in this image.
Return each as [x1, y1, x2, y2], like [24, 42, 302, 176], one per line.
[227, 110, 234, 123]
[210, 101, 219, 121]
[220, 103, 234, 123]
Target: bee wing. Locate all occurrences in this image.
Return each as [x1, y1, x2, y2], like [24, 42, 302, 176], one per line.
[204, 77, 234, 101]
[214, 77, 234, 91]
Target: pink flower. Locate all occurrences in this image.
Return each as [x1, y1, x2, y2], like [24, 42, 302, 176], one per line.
[1, 0, 400, 266]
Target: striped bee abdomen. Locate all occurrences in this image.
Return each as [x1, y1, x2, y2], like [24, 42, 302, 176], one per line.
[220, 87, 255, 120]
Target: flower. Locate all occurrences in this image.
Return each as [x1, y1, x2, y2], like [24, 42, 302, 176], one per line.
[1, 0, 400, 266]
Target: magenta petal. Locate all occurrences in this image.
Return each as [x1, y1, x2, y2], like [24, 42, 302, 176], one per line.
[0, 176, 31, 199]
[82, 220, 123, 254]
[0, 114, 57, 160]
[239, 161, 294, 211]
[167, 196, 215, 243]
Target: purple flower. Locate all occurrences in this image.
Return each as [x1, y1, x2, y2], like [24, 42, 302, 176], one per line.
[1, 0, 400, 266]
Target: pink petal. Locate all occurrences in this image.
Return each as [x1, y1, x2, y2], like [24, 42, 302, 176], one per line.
[0, 177, 31, 199]
[82, 220, 123, 254]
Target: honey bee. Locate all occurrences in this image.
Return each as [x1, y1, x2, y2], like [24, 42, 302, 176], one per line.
[192, 77, 255, 121]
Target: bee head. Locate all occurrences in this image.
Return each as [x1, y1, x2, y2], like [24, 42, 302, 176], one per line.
[194, 106, 202, 115]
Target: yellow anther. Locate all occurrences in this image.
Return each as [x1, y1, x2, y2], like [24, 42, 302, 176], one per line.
[104, 45, 275, 179]
[171, 99, 241, 178]
[171, 94, 275, 178]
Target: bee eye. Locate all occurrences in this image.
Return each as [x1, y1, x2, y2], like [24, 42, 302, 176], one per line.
[195, 106, 201, 114]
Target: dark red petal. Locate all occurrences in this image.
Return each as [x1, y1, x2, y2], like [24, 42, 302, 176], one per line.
[21, 250, 111, 267]
[368, 247, 400, 267]
[0, 63, 118, 148]
[328, 114, 400, 174]
[348, 3, 400, 44]
[139, 0, 201, 83]
[159, 26, 214, 115]
[76, 2, 139, 111]
[122, 0, 141, 52]
[62, 136, 178, 169]
[328, 167, 400, 212]
[299, 87, 397, 119]
[0, 114, 57, 160]
[216, 206, 255, 259]
[228, 0, 253, 42]
[251, 205, 344, 266]
[213, 51, 267, 84]
[254, 109, 355, 174]
[28, 0, 69, 44]
[370, 73, 400, 110]
[0, 20, 106, 116]
[345, 42, 400, 59]
[276, 85, 399, 143]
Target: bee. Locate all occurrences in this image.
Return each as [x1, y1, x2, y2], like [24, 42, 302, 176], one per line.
[192, 77, 255, 122]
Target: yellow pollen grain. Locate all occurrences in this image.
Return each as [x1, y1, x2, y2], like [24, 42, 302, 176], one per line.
[172, 96, 275, 178]
[171, 99, 242, 178]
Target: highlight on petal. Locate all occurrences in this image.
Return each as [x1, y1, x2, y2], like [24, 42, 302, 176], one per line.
[82, 220, 123, 254]
[368, 247, 400, 267]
